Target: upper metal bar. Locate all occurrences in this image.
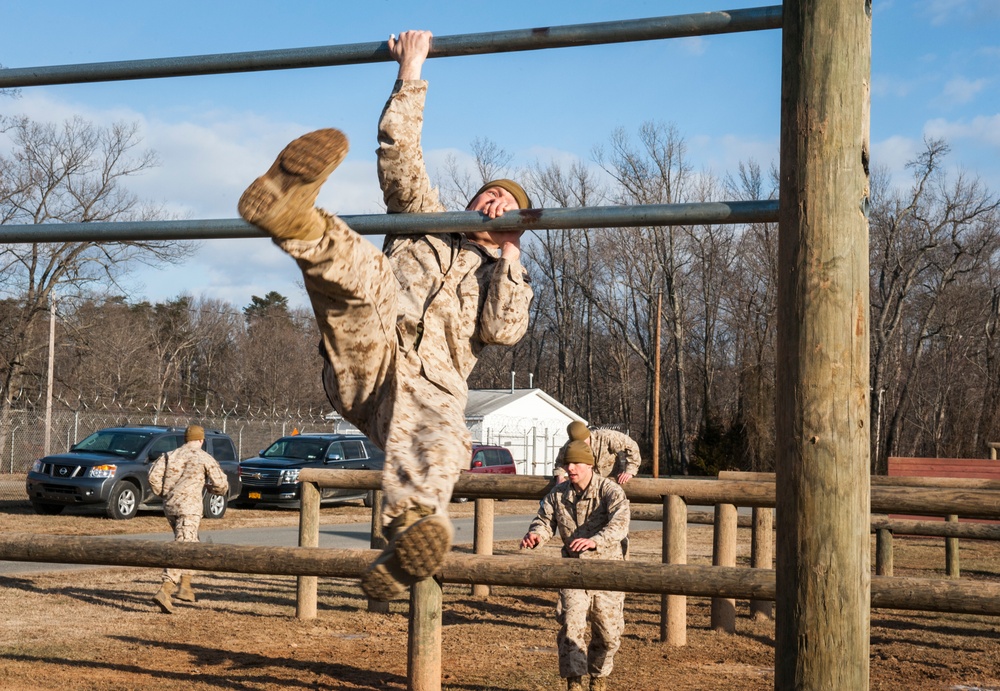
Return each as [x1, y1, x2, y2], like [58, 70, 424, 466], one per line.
[0, 7, 781, 88]
[0, 200, 779, 243]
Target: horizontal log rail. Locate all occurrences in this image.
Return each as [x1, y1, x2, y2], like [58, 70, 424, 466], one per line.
[720, 470, 1000, 491]
[2, 533, 998, 617]
[299, 469, 1000, 519]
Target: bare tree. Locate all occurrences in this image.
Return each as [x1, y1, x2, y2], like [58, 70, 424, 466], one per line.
[593, 121, 693, 473]
[0, 115, 192, 458]
[869, 139, 1000, 472]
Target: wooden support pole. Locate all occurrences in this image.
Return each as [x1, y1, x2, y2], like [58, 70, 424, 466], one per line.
[750, 507, 773, 620]
[875, 528, 894, 577]
[407, 577, 443, 691]
[296, 480, 320, 620]
[369, 490, 390, 613]
[945, 514, 960, 578]
[711, 503, 737, 632]
[776, 0, 872, 687]
[663, 495, 687, 645]
[472, 498, 495, 597]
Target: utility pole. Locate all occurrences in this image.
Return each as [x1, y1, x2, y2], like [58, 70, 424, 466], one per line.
[652, 292, 662, 478]
[44, 292, 56, 456]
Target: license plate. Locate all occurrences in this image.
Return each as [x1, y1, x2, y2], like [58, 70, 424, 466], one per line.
[249, 491, 261, 499]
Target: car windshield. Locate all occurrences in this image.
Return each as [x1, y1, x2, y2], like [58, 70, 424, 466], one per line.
[73, 430, 154, 460]
[262, 438, 331, 461]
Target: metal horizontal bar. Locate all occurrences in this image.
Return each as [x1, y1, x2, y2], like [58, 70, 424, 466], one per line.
[0, 7, 781, 88]
[0, 200, 780, 243]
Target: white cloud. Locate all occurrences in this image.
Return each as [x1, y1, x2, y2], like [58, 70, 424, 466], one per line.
[923, 0, 1000, 25]
[872, 74, 916, 99]
[871, 135, 921, 183]
[925, 114, 1000, 148]
[940, 76, 988, 106]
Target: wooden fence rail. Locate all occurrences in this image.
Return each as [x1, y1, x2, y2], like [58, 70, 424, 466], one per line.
[3, 533, 1000, 617]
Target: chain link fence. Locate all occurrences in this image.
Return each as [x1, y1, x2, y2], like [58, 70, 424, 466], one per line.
[0, 404, 359, 503]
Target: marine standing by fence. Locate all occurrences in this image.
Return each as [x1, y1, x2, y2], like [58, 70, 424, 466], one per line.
[521, 440, 631, 691]
[554, 421, 642, 485]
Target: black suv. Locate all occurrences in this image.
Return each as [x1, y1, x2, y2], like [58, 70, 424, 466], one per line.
[238, 433, 384, 508]
[25, 425, 242, 520]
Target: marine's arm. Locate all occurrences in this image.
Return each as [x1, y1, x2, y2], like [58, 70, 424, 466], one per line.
[376, 30, 447, 215]
[589, 483, 631, 551]
[478, 258, 533, 345]
[522, 491, 559, 548]
[203, 454, 230, 496]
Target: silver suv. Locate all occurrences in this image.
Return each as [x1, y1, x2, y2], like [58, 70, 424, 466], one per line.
[25, 425, 242, 520]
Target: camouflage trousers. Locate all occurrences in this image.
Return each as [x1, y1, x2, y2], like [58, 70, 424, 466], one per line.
[163, 512, 201, 584]
[280, 215, 469, 525]
[556, 587, 626, 678]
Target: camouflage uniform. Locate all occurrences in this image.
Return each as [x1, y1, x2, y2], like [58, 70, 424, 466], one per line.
[526, 475, 631, 680]
[278, 79, 533, 525]
[554, 428, 642, 481]
[149, 443, 229, 584]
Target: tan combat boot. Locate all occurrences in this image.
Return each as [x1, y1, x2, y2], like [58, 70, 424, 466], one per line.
[567, 676, 585, 691]
[238, 128, 349, 242]
[360, 505, 454, 601]
[590, 676, 607, 691]
[175, 574, 196, 602]
[152, 580, 176, 614]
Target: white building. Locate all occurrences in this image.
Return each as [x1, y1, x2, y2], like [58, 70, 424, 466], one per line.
[465, 388, 584, 476]
[326, 387, 584, 476]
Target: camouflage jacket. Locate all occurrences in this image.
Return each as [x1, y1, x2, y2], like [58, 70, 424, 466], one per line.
[554, 428, 642, 479]
[148, 443, 229, 517]
[376, 79, 533, 400]
[527, 474, 630, 561]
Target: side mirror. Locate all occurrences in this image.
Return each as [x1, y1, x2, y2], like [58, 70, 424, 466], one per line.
[325, 454, 343, 463]
[472, 460, 483, 468]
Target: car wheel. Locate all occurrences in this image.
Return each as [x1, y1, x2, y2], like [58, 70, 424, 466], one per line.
[105, 481, 139, 520]
[363, 490, 374, 508]
[203, 492, 228, 519]
[30, 501, 65, 515]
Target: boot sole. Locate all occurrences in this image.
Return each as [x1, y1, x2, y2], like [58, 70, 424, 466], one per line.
[361, 547, 415, 601]
[394, 514, 453, 579]
[238, 128, 349, 235]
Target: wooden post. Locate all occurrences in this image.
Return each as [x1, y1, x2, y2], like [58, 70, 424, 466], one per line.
[875, 527, 893, 577]
[472, 498, 495, 597]
[662, 495, 687, 645]
[945, 514, 960, 578]
[750, 507, 773, 620]
[711, 503, 737, 632]
[368, 489, 390, 613]
[776, 0, 872, 687]
[408, 577, 443, 691]
[296, 481, 320, 620]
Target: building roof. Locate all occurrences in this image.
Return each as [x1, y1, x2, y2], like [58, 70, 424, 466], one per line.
[465, 388, 584, 422]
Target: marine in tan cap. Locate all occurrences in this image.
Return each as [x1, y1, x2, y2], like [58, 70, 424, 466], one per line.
[148, 424, 229, 613]
[237, 30, 532, 601]
[522, 440, 630, 691]
[554, 422, 642, 485]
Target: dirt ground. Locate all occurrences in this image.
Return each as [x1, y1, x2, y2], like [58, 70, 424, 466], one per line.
[2, 500, 1000, 690]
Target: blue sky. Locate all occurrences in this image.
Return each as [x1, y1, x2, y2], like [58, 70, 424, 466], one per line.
[2, 0, 999, 309]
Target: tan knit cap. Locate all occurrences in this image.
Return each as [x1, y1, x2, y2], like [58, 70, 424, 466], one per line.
[185, 425, 205, 442]
[567, 421, 590, 441]
[471, 179, 533, 210]
[563, 440, 595, 466]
